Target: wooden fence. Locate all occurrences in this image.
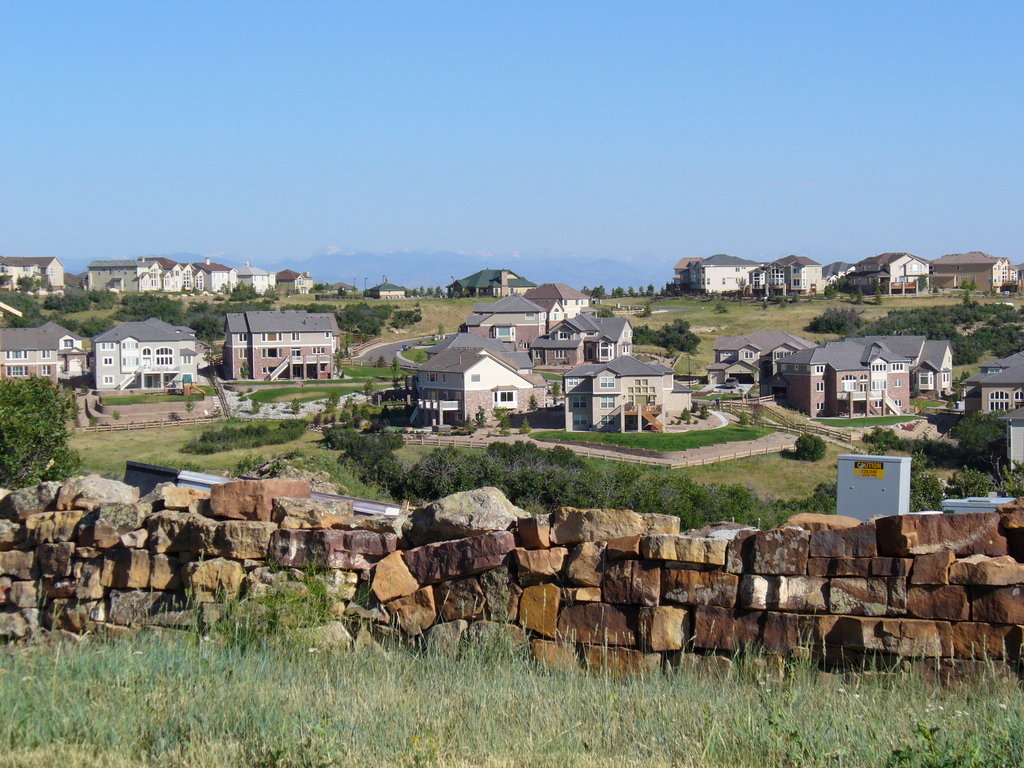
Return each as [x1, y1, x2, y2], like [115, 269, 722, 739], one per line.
[77, 416, 218, 433]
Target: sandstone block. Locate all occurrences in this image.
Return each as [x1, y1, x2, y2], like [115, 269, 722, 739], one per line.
[434, 578, 486, 622]
[181, 558, 245, 602]
[0, 608, 38, 639]
[642, 513, 681, 535]
[57, 475, 138, 511]
[809, 525, 877, 559]
[875, 619, 952, 658]
[530, 639, 579, 670]
[144, 511, 206, 554]
[776, 576, 829, 613]
[518, 583, 560, 638]
[641, 535, 728, 565]
[268, 528, 395, 571]
[910, 551, 955, 585]
[602, 560, 660, 606]
[149, 554, 181, 591]
[8, 581, 36, 609]
[464, 620, 528, 649]
[516, 514, 551, 549]
[663, 569, 738, 607]
[425, 620, 468, 656]
[108, 590, 182, 626]
[870, 557, 912, 577]
[403, 531, 515, 585]
[0, 482, 60, 520]
[201, 520, 277, 560]
[605, 535, 641, 560]
[724, 529, 757, 573]
[387, 587, 437, 635]
[751, 528, 809, 575]
[271, 496, 355, 529]
[109, 549, 151, 589]
[77, 503, 148, 548]
[563, 587, 602, 602]
[549, 507, 644, 545]
[784, 513, 861, 532]
[407, 486, 522, 545]
[37, 542, 74, 578]
[875, 512, 1006, 557]
[0, 550, 34, 580]
[75, 560, 105, 600]
[807, 557, 871, 578]
[828, 577, 888, 616]
[584, 645, 661, 677]
[513, 547, 567, 585]
[25, 510, 83, 545]
[692, 607, 798, 654]
[971, 586, 1024, 624]
[949, 554, 1024, 586]
[738, 574, 775, 611]
[639, 605, 690, 651]
[557, 603, 638, 645]
[0, 520, 24, 551]
[479, 565, 521, 622]
[565, 541, 606, 587]
[158, 484, 210, 511]
[949, 622, 1022, 661]
[209, 478, 311, 522]
[371, 551, 419, 603]
[119, 529, 147, 549]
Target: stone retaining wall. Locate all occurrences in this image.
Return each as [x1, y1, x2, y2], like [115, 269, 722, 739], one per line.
[2, 477, 1024, 676]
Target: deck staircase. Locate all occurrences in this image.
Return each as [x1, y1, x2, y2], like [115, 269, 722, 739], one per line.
[268, 358, 290, 381]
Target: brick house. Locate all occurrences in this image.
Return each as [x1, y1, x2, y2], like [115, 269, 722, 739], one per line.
[845, 336, 953, 398]
[521, 283, 591, 325]
[411, 336, 546, 427]
[748, 255, 823, 296]
[448, 268, 536, 298]
[223, 311, 339, 381]
[930, 252, 1015, 292]
[773, 340, 912, 417]
[706, 331, 816, 390]
[563, 356, 692, 432]
[530, 315, 632, 368]
[462, 295, 547, 351]
[0, 322, 85, 383]
[92, 318, 202, 391]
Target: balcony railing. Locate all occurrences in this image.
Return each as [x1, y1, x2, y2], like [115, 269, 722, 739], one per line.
[418, 398, 461, 411]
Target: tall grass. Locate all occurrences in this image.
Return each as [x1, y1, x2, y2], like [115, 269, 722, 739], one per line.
[0, 631, 1020, 767]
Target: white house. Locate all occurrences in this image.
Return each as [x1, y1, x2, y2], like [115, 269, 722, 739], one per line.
[92, 318, 203, 391]
[236, 262, 276, 294]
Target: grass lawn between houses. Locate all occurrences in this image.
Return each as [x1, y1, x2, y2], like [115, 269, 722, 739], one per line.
[242, 385, 361, 404]
[98, 386, 215, 406]
[534, 425, 771, 452]
[814, 415, 921, 428]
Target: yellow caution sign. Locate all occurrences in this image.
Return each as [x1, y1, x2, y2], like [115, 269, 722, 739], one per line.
[854, 460, 885, 479]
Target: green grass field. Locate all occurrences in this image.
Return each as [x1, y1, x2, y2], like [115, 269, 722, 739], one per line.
[1, 631, 1020, 768]
[242, 385, 359, 404]
[815, 416, 921, 428]
[534, 425, 771, 451]
[402, 348, 429, 363]
[99, 387, 214, 406]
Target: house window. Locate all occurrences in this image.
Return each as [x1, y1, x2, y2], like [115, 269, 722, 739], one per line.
[840, 375, 856, 392]
[40, 350, 52, 359]
[312, 347, 326, 355]
[871, 362, 886, 372]
[102, 357, 113, 366]
[493, 390, 515, 405]
[291, 348, 301, 359]
[742, 350, 755, 360]
[5, 366, 26, 377]
[557, 332, 570, 340]
[470, 374, 481, 382]
[893, 379, 901, 388]
[4, 350, 26, 360]
[99, 342, 115, 351]
[62, 339, 74, 349]
[816, 382, 825, 392]
[572, 414, 589, 429]
[570, 395, 587, 409]
[599, 396, 615, 409]
[292, 333, 301, 341]
[565, 377, 580, 389]
[871, 380, 886, 391]
[813, 365, 825, 374]
[427, 373, 438, 382]
[156, 348, 173, 366]
[892, 363, 905, 372]
[39, 365, 51, 376]
[122, 357, 139, 368]
[265, 348, 280, 358]
[264, 333, 281, 342]
[599, 376, 615, 389]
[102, 376, 114, 385]
[989, 391, 1011, 411]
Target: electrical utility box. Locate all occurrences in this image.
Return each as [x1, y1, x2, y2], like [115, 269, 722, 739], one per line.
[836, 454, 912, 521]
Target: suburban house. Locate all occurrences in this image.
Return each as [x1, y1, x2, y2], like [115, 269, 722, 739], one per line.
[530, 314, 633, 368]
[962, 352, 1024, 414]
[462, 295, 547, 351]
[522, 283, 591, 325]
[411, 338, 546, 428]
[1000, 408, 1024, 464]
[189, 258, 238, 293]
[845, 336, 953, 398]
[706, 331, 816, 390]
[137, 257, 188, 292]
[92, 318, 202, 391]
[276, 270, 314, 295]
[448, 268, 536, 298]
[236, 263, 276, 295]
[771, 340, 912, 417]
[87, 260, 162, 293]
[748, 255, 823, 295]
[691, 254, 760, 294]
[845, 253, 930, 294]
[331, 281, 357, 294]
[425, 332, 535, 370]
[223, 310, 339, 381]
[671, 257, 703, 292]
[930, 252, 1014, 292]
[822, 262, 855, 286]
[365, 282, 407, 299]
[0, 256, 65, 290]
[562, 356, 692, 433]
[0, 322, 85, 383]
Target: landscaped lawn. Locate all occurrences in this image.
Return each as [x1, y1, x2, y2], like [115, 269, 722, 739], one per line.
[99, 386, 214, 405]
[912, 397, 947, 410]
[336, 364, 398, 381]
[402, 348, 428, 363]
[814, 415, 921, 428]
[533, 425, 770, 451]
[242, 385, 359, 404]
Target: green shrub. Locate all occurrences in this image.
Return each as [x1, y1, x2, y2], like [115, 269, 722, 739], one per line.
[181, 419, 307, 455]
[791, 433, 826, 462]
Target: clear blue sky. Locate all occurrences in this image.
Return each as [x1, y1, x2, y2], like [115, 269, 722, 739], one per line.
[1, 1, 1022, 273]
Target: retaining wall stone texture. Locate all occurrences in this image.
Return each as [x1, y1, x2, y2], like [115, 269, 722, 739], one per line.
[3, 476, 1024, 675]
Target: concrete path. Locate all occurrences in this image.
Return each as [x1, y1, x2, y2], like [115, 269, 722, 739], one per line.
[352, 336, 430, 364]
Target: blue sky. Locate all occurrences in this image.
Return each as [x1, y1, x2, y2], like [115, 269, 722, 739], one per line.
[1, 1, 1022, 282]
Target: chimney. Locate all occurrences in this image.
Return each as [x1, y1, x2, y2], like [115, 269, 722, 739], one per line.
[205, 257, 211, 265]
[245, 261, 251, 267]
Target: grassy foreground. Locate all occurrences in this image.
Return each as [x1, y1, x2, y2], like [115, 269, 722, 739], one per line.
[534, 425, 770, 451]
[0, 632, 1021, 767]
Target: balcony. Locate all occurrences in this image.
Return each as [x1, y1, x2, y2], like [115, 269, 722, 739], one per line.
[837, 391, 868, 401]
[418, 398, 461, 411]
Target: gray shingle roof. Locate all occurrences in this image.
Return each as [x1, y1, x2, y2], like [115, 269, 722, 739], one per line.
[88, 259, 143, 269]
[470, 295, 544, 314]
[427, 333, 533, 370]
[224, 311, 339, 335]
[565, 355, 674, 378]
[700, 254, 759, 267]
[781, 340, 910, 369]
[418, 347, 528, 376]
[932, 251, 999, 265]
[93, 318, 197, 343]
[0, 322, 81, 352]
[714, 331, 815, 353]
[522, 283, 588, 301]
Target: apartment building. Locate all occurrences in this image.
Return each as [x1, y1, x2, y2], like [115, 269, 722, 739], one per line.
[773, 340, 912, 417]
[0, 256, 65, 290]
[223, 310, 339, 381]
[692, 254, 760, 294]
[749, 255, 823, 295]
[462, 295, 547, 350]
[0, 322, 85, 383]
[412, 340, 545, 428]
[845, 253, 930, 294]
[530, 315, 633, 367]
[92, 318, 202, 391]
[706, 331, 816, 390]
[930, 252, 1014, 292]
[563, 356, 692, 432]
[521, 283, 590, 325]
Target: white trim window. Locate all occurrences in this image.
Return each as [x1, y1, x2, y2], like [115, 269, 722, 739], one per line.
[570, 395, 587, 409]
[493, 390, 516, 405]
[599, 376, 615, 390]
[565, 377, 580, 389]
[599, 395, 616, 409]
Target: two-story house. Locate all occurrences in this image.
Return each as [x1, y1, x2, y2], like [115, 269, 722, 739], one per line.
[706, 331, 816, 390]
[87, 260, 155, 292]
[692, 254, 760, 294]
[822, 262, 856, 286]
[0, 256, 65, 290]
[223, 311, 339, 381]
[462, 295, 547, 351]
[0, 322, 85, 383]
[962, 352, 1024, 414]
[563, 356, 692, 432]
[236, 263, 276, 295]
[749, 255, 823, 296]
[411, 338, 546, 428]
[138, 257, 187, 292]
[448, 268, 537, 298]
[530, 315, 633, 368]
[845, 336, 953, 398]
[774, 340, 912, 417]
[930, 252, 1014, 292]
[189, 258, 238, 293]
[92, 318, 202, 391]
[845, 253, 930, 294]
[276, 270, 314, 295]
[671, 257, 703, 292]
[522, 283, 591, 326]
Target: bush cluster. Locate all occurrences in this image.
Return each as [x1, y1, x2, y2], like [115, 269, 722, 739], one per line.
[182, 419, 307, 455]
